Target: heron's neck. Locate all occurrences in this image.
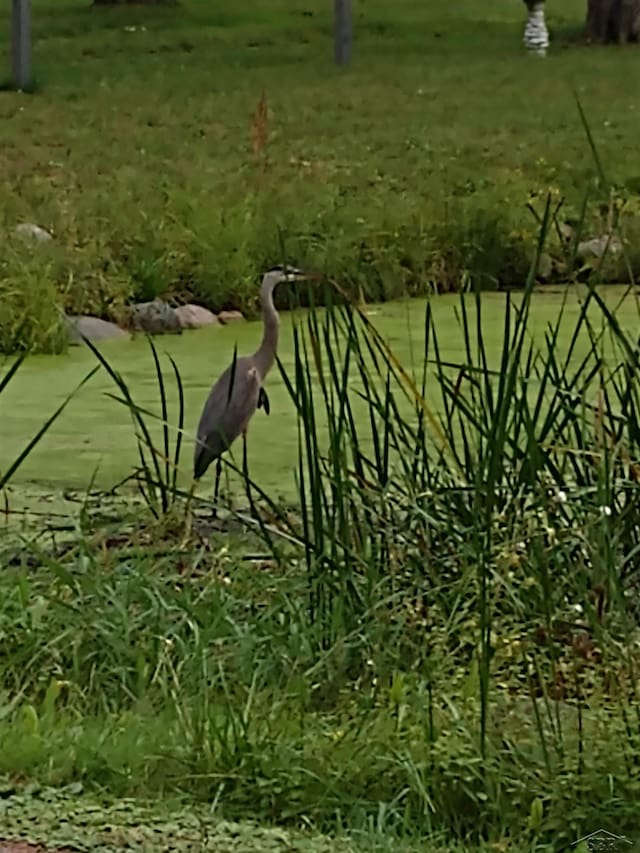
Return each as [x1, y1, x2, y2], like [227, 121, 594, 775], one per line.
[253, 281, 280, 379]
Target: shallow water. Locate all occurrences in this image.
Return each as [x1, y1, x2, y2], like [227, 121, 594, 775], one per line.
[2, 286, 639, 503]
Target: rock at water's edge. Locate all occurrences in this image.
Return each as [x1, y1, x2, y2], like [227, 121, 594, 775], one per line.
[131, 299, 181, 335]
[218, 310, 245, 325]
[66, 316, 129, 345]
[175, 304, 220, 329]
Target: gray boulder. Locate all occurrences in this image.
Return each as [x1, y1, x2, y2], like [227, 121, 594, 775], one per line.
[14, 223, 53, 243]
[66, 315, 129, 346]
[536, 252, 553, 280]
[218, 310, 245, 325]
[131, 299, 181, 335]
[576, 234, 622, 260]
[175, 304, 219, 330]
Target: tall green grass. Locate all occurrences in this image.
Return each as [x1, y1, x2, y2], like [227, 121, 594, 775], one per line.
[4, 129, 640, 846]
[81, 332, 186, 518]
[3, 239, 640, 847]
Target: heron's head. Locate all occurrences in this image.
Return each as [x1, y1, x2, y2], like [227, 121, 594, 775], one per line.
[263, 264, 317, 288]
[261, 265, 320, 295]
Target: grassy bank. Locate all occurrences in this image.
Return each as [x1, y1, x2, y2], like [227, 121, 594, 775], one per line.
[3, 0, 640, 351]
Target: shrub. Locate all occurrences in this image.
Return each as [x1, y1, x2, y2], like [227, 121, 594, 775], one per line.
[0, 252, 68, 354]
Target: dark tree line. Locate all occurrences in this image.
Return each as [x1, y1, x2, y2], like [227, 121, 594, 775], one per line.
[523, 0, 640, 43]
[586, 0, 640, 42]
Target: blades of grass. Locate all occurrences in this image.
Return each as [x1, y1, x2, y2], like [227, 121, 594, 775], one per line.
[285, 324, 326, 563]
[227, 344, 239, 407]
[483, 195, 554, 501]
[168, 354, 185, 495]
[566, 186, 592, 280]
[327, 276, 460, 476]
[0, 351, 26, 395]
[148, 335, 170, 513]
[474, 283, 495, 427]
[573, 88, 608, 190]
[80, 333, 165, 503]
[0, 366, 99, 490]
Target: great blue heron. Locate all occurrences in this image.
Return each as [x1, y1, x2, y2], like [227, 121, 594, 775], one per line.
[193, 265, 317, 507]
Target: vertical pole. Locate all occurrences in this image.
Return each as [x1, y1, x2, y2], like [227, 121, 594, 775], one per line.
[334, 0, 352, 66]
[523, 2, 549, 56]
[12, 0, 32, 90]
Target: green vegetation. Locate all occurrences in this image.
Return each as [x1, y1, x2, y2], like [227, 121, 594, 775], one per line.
[4, 2, 640, 851]
[3, 0, 640, 352]
[0, 787, 505, 853]
[4, 264, 640, 849]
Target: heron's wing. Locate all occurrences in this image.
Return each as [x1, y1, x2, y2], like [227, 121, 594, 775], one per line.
[257, 387, 270, 415]
[193, 357, 260, 479]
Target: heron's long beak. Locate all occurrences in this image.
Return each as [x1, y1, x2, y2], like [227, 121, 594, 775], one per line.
[285, 271, 322, 283]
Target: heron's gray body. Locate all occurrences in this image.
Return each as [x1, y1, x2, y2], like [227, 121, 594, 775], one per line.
[194, 356, 265, 479]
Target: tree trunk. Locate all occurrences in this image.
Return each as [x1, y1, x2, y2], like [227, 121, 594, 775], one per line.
[523, 1, 549, 54]
[586, 0, 640, 43]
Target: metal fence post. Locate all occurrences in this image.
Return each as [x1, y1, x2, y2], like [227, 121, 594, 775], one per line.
[12, 0, 32, 90]
[334, 0, 352, 66]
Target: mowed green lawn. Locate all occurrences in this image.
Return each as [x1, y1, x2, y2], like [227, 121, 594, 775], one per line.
[1, 0, 640, 335]
[2, 0, 637, 203]
[2, 287, 639, 498]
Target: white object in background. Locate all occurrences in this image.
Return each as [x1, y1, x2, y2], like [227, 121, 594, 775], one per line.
[524, 2, 549, 56]
[14, 222, 52, 242]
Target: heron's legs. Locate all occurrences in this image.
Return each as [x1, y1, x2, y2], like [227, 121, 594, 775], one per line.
[242, 428, 249, 476]
[242, 428, 252, 505]
[242, 427, 260, 523]
[211, 457, 222, 519]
